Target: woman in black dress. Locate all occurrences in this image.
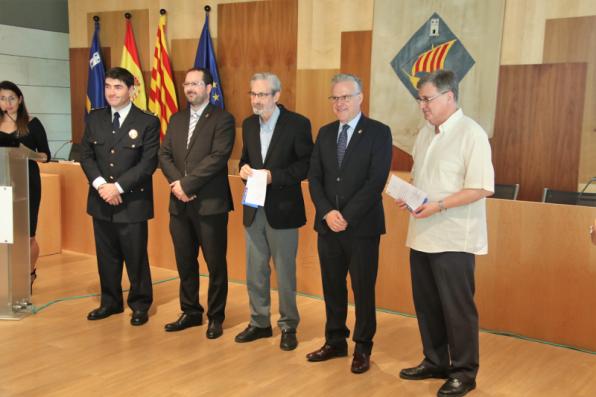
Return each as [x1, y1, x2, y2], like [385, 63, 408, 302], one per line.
[0, 81, 51, 290]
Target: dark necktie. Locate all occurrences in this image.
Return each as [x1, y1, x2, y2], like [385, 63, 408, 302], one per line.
[337, 124, 349, 167]
[112, 112, 120, 132]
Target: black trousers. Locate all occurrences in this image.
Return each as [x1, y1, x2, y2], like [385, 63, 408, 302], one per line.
[169, 209, 228, 322]
[410, 249, 479, 382]
[317, 232, 380, 355]
[92, 218, 153, 312]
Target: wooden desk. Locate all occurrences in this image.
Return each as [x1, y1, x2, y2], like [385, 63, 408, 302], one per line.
[39, 162, 596, 350]
[38, 173, 61, 256]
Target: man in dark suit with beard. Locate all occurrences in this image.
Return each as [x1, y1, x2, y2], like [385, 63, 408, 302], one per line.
[234, 72, 313, 350]
[158, 68, 235, 339]
[306, 73, 392, 374]
[81, 67, 160, 326]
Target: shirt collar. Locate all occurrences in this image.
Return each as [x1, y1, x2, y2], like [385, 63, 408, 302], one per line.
[259, 105, 280, 133]
[436, 108, 463, 136]
[111, 101, 132, 121]
[340, 112, 362, 132]
[190, 102, 208, 119]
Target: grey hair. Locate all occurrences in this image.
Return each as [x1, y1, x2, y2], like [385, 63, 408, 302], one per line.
[416, 69, 459, 101]
[331, 73, 363, 93]
[250, 72, 282, 94]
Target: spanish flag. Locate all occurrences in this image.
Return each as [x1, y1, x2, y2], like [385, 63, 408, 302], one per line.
[120, 17, 147, 110]
[149, 12, 178, 140]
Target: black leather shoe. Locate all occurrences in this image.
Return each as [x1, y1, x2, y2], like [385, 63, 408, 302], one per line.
[280, 328, 298, 351]
[87, 306, 124, 321]
[306, 344, 348, 362]
[437, 378, 476, 397]
[351, 352, 370, 374]
[131, 310, 148, 326]
[234, 325, 273, 343]
[400, 363, 449, 380]
[164, 313, 203, 332]
[206, 321, 223, 339]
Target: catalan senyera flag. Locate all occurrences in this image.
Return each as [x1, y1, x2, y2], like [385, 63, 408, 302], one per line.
[149, 13, 178, 140]
[121, 18, 147, 110]
[86, 19, 106, 115]
[194, 10, 224, 109]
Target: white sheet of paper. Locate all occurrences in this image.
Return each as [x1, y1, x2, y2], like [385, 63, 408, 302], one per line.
[243, 169, 268, 207]
[385, 174, 428, 211]
[0, 186, 13, 244]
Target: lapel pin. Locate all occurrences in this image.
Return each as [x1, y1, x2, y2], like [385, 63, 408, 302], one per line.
[129, 129, 138, 139]
[205, 113, 210, 118]
[357, 129, 363, 134]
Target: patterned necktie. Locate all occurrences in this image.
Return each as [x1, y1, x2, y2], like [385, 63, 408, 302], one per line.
[112, 112, 120, 132]
[337, 124, 349, 167]
[187, 111, 199, 148]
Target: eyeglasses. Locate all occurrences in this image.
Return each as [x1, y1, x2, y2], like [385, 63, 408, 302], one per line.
[416, 91, 448, 104]
[248, 91, 273, 98]
[183, 81, 205, 88]
[0, 96, 18, 103]
[328, 93, 360, 103]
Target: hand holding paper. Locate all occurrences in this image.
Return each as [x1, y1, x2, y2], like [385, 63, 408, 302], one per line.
[385, 174, 428, 212]
[242, 169, 268, 208]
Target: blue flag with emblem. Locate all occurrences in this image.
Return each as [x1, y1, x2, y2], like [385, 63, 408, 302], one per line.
[86, 19, 106, 115]
[194, 9, 225, 109]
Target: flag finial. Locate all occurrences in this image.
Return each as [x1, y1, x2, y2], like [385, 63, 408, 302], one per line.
[125, 12, 132, 19]
[204, 5, 211, 12]
[93, 15, 99, 22]
[160, 9, 166, 15]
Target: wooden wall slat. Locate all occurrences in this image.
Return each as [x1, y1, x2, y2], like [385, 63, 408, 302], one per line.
[392, 145, 413, 171]
[492, 63, 586, 201]
[340, 30, 371, 115]
[543, 16, 596, 186]
[295, 69, 338, 139]
[218, 0, 298, 126]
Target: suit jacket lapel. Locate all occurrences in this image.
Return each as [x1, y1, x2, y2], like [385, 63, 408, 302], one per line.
[263, 107, 287, 166]
[186, 104, 213, 157]
[247, 117, 265, 167]
[339, 116, 366, 170]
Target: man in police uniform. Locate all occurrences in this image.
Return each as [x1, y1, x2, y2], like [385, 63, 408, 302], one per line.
[81, 67, 160, 326]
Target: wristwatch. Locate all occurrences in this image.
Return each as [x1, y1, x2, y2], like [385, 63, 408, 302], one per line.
[438, 200, 447, 212]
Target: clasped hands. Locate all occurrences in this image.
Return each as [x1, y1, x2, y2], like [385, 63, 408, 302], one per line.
[325, 210, 348, 232]
[98, 183, 122, 206]
[170, 180, 195, 202]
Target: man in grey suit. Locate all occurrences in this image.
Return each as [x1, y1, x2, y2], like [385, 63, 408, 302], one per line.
[235, 73, 313, 350]
[158, 68, 235, 339]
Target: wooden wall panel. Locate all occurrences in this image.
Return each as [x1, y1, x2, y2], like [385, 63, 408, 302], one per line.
[543, 16, 596, 186]
[340, 31, 371, 116]
[492, 63, 586, 201]
[69, 47, 111, 143]
[218, 0, 298, 126]
[392, 145, 413, 171]
[295, 69, 338, 139]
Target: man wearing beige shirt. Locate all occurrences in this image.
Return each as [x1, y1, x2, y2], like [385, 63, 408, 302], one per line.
[397, 70, 494, 397]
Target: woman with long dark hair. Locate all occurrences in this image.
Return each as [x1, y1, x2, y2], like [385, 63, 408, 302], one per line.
[0, 81, 51, 291]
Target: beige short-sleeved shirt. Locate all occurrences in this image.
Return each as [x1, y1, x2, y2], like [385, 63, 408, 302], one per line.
[406, 109, 494, 255]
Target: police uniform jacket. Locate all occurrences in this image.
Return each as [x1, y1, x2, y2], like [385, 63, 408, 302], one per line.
[80, 104, 160, 223]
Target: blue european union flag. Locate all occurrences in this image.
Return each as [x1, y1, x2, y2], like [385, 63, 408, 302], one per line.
[194, 11, 225, 109]
[86, 20, 106, 115]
